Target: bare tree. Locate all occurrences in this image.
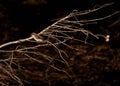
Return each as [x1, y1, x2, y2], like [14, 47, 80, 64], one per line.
[0, 3, 119, 86]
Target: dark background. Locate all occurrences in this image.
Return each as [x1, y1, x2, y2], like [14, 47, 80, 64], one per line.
[0, 0, 119, 43]
[0, 0, 120, 85]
